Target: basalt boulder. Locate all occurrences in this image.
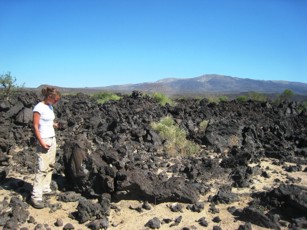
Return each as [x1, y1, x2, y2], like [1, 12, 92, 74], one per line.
[63, 134, 199, 203]
[256, 184, 307, 219]
[1, 91, 307, 229]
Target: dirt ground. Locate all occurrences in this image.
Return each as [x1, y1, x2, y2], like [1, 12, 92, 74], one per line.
[1, 158, 306, 230]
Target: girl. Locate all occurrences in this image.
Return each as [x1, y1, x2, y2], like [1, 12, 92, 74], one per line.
[31, 87, 61, 209]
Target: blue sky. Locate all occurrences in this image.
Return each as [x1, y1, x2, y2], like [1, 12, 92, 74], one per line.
[0, 0, 306, 88]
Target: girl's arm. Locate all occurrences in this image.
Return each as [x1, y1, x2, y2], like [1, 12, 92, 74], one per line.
[33, 112, 50, 149]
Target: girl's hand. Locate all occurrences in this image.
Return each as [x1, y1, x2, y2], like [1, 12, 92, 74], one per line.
[54, 122, 63, 129]
[40, 141, 51, 149]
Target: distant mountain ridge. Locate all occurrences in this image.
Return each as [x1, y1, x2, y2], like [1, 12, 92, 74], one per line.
[101, 74, 307, 95]
[36, 74, 307, 96]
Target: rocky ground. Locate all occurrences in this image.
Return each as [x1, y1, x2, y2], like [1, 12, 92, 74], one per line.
[0, 91, 307, 230]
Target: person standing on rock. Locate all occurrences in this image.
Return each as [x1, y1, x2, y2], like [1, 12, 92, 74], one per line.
[30, 86, 61, 209]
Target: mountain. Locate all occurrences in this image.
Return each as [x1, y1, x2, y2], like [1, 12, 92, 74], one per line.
[35, 74, 307, 96]
[101, 74, 307, 95]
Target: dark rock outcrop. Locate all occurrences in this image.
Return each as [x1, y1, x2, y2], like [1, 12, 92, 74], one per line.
[0, 90, 307, 229]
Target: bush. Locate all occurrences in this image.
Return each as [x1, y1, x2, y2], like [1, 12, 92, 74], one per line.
[247, 92, 267, 102]
[218, 95, 228, 102]
[199, 120, 209, 132]
[0, 72, 23, 98]
[206, 95, 228, 104]
[279, 89, 294, 102]
[236, 95, 248, 102]
[151, 92, 175, 106]
[207, 96, 220, 104]
[151, 116, 200, 156]
[297, 101, 307, 113]
[236, 93, 267, 102]
[91, 92, 121, 104]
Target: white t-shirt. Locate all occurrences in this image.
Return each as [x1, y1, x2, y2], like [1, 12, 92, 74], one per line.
[33, 102, 55, 138]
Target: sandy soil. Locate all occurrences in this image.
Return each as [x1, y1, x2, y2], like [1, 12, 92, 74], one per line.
[1, 158, 306, 230]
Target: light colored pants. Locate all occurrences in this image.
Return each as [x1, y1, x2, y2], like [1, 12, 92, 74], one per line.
[32, 137, 56, 201]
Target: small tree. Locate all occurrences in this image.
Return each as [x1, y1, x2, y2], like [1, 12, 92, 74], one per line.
[280, 89, 294, 102]
[0, 72, 17, 98]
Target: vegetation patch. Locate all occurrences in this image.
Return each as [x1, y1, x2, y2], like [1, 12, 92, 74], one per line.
[206, 95, 229, 104]
[236, 95, 249, 102]
[0, 72, 24, 98]
[151, 116, 200, 156]
[199, 120, 209, 132]
[151, 92, 175, 106]
[228, 134, 240, 147]
[247, 92, 267, 102]
[91, 92, 121, 104]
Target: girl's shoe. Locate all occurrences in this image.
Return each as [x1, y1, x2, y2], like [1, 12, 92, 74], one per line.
[30, 199, 44, 209]
[43, 189, 57, 196]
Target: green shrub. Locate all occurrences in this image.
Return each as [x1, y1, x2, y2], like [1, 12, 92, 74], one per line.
[218, 95, 228, 102]
[91, 92, 121, 104]
[206, 95, 228, 104]
[278, 89, 294, 102]
[199, 120, 209, 132]
[297, 101, 307, 113]
[151, 116, 200, 156]
[185, 141, 201, 156]
[248, 92, 267, 102]
[0, 72, 24, 99]
[237, 93, 267, 102]
[207, 96, 220, 104]
[151, 92, 175, 106]
[236, 95, 248, 102]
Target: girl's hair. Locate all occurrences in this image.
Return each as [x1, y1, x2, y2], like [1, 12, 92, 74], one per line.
[41, 87, 61, 98]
